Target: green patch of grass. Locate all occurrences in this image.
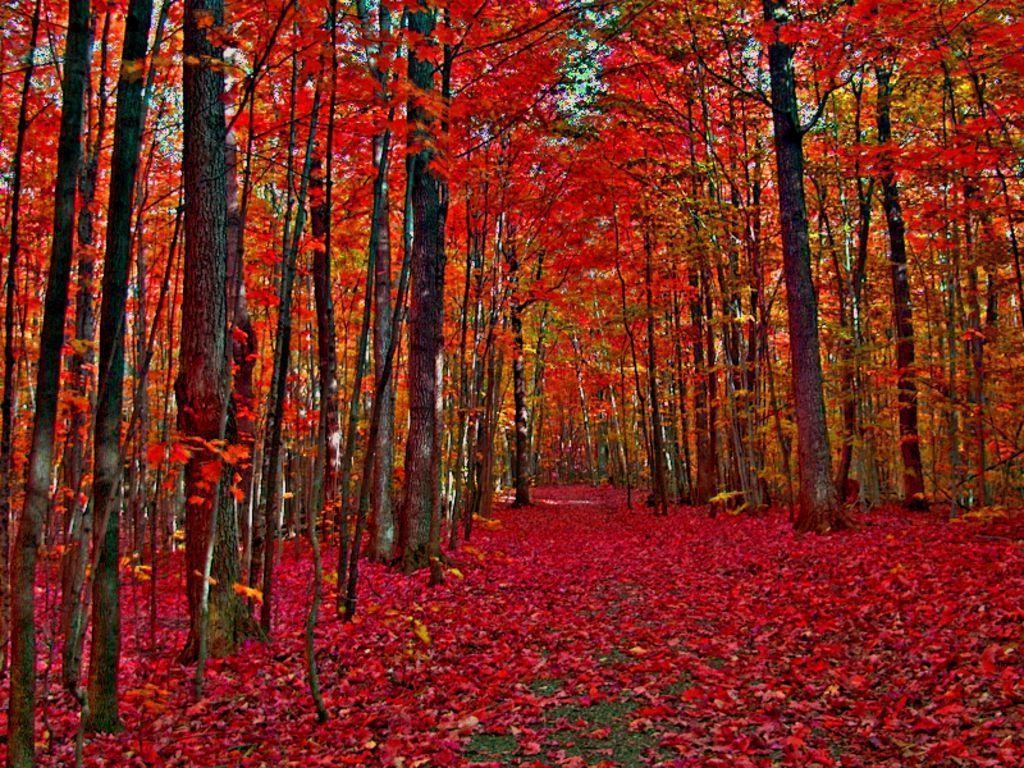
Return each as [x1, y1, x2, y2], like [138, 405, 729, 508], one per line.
[595, 648, 630, 666]
[464, 731, 519, 763]
[543, 698, 662, 765]
[663, 672, 695, 696]
[529, 678, 564, 696]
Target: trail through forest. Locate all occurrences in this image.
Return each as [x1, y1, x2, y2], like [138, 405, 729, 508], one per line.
[7, 487, 1023, 767]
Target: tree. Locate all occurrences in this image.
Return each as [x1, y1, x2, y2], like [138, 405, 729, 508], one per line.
[6, 0, 92, 761]
[398, 2, 448, 574]
[762, 0, 847, 532]
[876, 64, 927, 510]
[178, 0, 252, 662]
[0, 0, 43, 684]
[84, 0, 154, 731]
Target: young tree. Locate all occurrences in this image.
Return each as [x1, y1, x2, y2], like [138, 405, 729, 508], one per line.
[876, 64, 927, 510]
[0, 0, 43, 683]
[84, 0, 154, 731]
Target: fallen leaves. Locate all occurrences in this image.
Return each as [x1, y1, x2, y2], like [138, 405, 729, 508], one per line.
[8, 486, 1024, 766]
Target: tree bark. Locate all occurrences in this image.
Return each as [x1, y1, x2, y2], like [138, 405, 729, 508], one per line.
[399, 3, 447, 574]
[60, 7, 111, 693]
[369, 130, 397, 559]
[507, 232, 531, 507]
[259, 78, 321, 632]
[763, 0, 845, 531]
[6, 0, 91, 761]
[178, 0, 252, 661]
[876, 65, 926, 510]
[84, 0, 154, 731]
[1, 0, 43, 686]
[643, 229, 669, 515]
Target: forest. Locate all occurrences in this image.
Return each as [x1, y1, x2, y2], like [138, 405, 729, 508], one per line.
[1, 0, 1023, 765]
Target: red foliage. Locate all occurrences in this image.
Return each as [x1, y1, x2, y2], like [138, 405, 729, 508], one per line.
[4, 487, 1024, 766]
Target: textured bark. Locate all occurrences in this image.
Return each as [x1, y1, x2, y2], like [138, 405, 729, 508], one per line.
[84, 0, 154, 731]
[1, 0, 43, 687]
[876, 66, 926, 510]
[353, 0, 398, 564]
[689, 268, 718, 506]
[60, 8, 110, 693]
[310, 153, 340, 489]
[507, 235, 531, 508]
[6, 0, 91, 761]
[643, 230, 669, 515]
[225, 133, 257, 560]
[369, 131, 397, 560]
[399, 3, 447, 573]
[178, 0, 252, 661]
[763, 0, 845, 532]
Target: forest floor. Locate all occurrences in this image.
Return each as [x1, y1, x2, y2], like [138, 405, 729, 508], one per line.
[5, 485, 1024, 767]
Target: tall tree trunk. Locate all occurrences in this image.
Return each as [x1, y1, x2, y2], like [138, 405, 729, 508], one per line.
[178, 0, 251, 663]
[352, 0, 398, 564]
[225, 130, 257, 579]
[60, 7, 111, 693]
[232, 102, 259, 583]
[643, 230, 669, 515]
[0, 0, 43, 685]
[311, 158, 340, 591]
[763, 0, 844, 531]
[447, 195, 478, 548]
[259, 78, 321, 632]
[507, 233, 531, 507]
[84, 0, 154, 731]
[670, 291, 693, 502]
[689, 268, 717, 505]
[399, 3, 447, 574]
[369, 129, 396, 559]
[6, 0, 91, 761]
[876, 65, 926, 510]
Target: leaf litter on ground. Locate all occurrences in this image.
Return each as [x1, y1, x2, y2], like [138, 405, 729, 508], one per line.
[4, 485, 1024, 766]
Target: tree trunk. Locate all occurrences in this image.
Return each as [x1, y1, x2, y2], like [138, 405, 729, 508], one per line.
[369, 129, 397, 560]
[876, 65, 926, 510]
[178, 0, 252, 662]
[84, 0, 154, 731]
[6, 0, 91, 761]
[690, 268, 717, 505]
[763, 0, 844, 531]
[643, 230, 669, 515]
[259, 78, 321, 632]
[1, 0, 43, 686]
[60, 7, 111, 693]
[507, 233, 531, 507]
[311, 150, 341, 581]
[225, 131, 257, 581]
[399, 3, 447, 574]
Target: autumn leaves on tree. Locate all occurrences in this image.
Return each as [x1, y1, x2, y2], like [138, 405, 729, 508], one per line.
[2, 0, 1024, 764]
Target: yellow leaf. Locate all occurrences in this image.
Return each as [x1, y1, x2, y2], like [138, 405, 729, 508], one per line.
[412, 618, 431, 646]
[448, 567, 464, 580]
[232, 582, 263, 603]
[69, 337, 95, 355]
